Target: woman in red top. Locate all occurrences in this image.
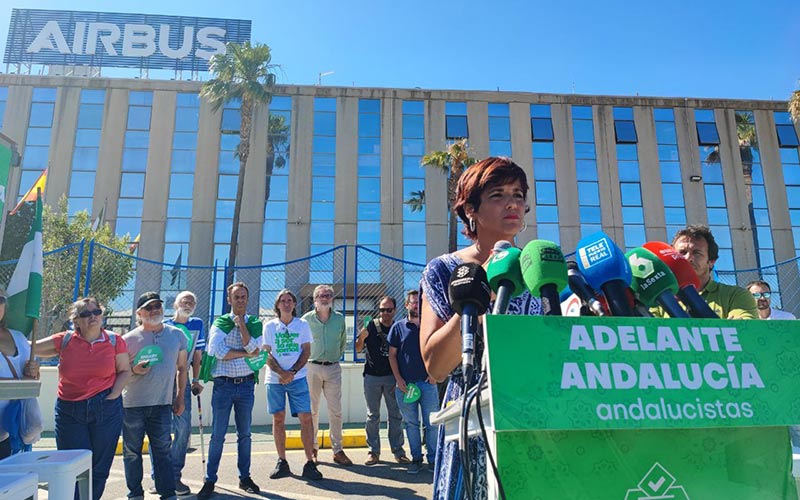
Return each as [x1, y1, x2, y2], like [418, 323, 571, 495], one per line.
[34, 297, 132, 500]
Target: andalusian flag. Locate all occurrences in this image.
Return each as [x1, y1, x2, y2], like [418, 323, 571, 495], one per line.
[6, 195, 43, 336]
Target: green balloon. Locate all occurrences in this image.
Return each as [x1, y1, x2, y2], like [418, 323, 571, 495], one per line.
[404, 382, 421, 403]
[246, 351, 268, 371]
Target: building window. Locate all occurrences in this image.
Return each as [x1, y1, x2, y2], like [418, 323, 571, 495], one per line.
[116, 91, 152, 240]
[572, 105, 601, 237]
[445, 101, 468, 139]
[776, 111, 800, 303]
[20, 87, 56, 199]
[68, 89, 105, 218]
[357, 98, 382, 283]
[615, 107, 644, 249]
[777, 124, 799, 148]
[695, 109, 720, 146]
[402, 100, 426, 287]
[654, 108, 687, 238]
[310, 97, 337, 284]
[530, 104, 554, 142]
[531, 104, 558, 243]
[488, 103, 511, 156]
[696, 109, 733, 271]
[613, 107, 637, 144]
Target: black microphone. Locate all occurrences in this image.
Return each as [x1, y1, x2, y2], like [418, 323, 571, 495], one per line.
[566, 261, 606, 316]
[448, 263, 491, 384]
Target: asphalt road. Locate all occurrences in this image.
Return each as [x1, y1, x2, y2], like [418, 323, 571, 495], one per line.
[34, 425, 434, 500]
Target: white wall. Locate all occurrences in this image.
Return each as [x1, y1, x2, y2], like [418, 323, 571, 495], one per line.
[37, 363, 369, 431]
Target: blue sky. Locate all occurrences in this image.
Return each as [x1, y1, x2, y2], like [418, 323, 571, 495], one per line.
[1, 0, 798, 100]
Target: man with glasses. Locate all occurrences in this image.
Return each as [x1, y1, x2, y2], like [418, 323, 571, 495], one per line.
[148, 290, 206, 496]
[198, 283, 262, 499]
[746, 280, 796, 320]
[122, 292, 188, 500]
[301, 285, 352, 466]
[356, 295, 410, 465]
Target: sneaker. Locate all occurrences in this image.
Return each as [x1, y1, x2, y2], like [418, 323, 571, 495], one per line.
[302, 460, 323, 480]
[364, 452, 380, 466]
[333, 450, 353, 466]
[175, 480, 191, 496]
[395, 454, 412, 464]
[196, 481, 215, 500]
[147, 485, 157, 495]
[407, 460, 423, 475]
[239, 476, 260, 494]
[270, 458, 292, 479]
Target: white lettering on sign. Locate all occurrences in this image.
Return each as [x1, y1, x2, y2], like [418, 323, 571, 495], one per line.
[25, 20, 228, 60]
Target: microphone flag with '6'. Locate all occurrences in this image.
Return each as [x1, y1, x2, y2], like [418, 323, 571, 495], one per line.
[642, 241, 719, 318]
[519, 240, 568, 315]
[575, 231, 634, 316]
[448, 263, 491, 382]
[625, 247, 689, 318]
[486, 240, 525, 315]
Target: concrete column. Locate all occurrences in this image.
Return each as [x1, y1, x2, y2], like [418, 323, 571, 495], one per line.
[285, 95, 313, 293]
[382, 97, 403, 259]
[467, 101, 488, 160]
[634, 106, 667, 243]
[3, 85, 33, 205]
[674, 106, 706, 226]
[754, 110, 799, 312]
[425, 99, 448, 260]
[46, 86, 80, 208]
[552, 103, 580, 252]
[333, 96, 358, 292]
[594, 105, 624, 244]
[716, 108, 757, 270]
[95, 88, 128, 232]
[509, 102, 534, 247]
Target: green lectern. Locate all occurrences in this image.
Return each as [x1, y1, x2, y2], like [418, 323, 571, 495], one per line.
[470, 315, 799, 499]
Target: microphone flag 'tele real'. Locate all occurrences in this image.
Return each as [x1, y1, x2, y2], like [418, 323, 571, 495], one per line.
[575, 231, 634, 317]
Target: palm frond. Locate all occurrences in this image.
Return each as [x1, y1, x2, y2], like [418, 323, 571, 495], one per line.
[405, 190, 426, 212]
[789, 90, 800, 124]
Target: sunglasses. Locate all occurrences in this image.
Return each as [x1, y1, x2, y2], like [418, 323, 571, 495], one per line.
[378, 308, 395, 313]
[78, 309, 103, 318]
[751, 292, 771, 299]
[316, 293, 333, 299]
[142, 302, 163, 311]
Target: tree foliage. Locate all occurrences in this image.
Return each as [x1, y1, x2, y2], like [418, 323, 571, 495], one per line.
[789, 90, 800, 123]
[410, 139, 476, 252]
[40, 197, 135, 336]
[201, 41, 278, 290]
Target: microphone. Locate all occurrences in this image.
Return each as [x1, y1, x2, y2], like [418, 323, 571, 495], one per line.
[642, 241, 719, 318]
[625, 247, 689, 318]
[519, 240, 568, 315]
[448, 263, 491, 383]
[566, 261, 606, 316]
[486, 241, 525, 315]
[575, 232, 634, 316]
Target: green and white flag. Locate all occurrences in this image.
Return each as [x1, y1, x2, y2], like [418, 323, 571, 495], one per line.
[6, 195, 43, 336]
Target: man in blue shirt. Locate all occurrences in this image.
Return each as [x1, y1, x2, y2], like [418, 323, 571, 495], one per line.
[148, 290, 205, 496]
[388, 290, 439, 474]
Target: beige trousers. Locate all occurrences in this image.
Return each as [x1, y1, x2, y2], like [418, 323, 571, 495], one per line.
[306, 362, 343, 453]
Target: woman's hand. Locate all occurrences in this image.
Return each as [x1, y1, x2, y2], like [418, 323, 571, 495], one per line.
[23, 360, 40, 380]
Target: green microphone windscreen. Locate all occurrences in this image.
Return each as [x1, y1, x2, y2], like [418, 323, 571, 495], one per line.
[486, 247, 525, 297]
[519, 240, 568, 296]
[625, 247, 679, 307]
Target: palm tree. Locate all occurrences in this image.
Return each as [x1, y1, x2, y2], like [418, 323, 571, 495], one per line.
[201, 41, 278, 287]
[414, 139, 476, 252]
[265, 114, 290, 206]
[789, 90, 800, 123]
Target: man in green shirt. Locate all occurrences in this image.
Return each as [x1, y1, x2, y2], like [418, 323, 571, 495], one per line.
[301, 285, 352, 466]
[669, 224, 757, 319]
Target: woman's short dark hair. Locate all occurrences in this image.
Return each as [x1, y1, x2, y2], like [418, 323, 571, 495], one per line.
[453, 156, 529, 240]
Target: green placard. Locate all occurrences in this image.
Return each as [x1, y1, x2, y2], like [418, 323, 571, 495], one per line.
[133, 345, 164, 366]
[246, 350, 268, 371]
[486, 315, 800, 431]
[404, 382, 421, 403]
[484, 315, 799, 500]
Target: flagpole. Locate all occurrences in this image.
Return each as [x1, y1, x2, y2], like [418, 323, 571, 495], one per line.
[28, 319, 37, 365]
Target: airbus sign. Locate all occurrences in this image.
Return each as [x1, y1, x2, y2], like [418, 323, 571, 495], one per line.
[4, 9, 251, 71]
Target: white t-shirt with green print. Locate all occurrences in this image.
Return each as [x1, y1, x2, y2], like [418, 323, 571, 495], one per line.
[262, 317, 313, 383]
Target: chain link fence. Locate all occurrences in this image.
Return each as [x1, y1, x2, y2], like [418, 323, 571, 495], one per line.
[6, 240, 798, 360]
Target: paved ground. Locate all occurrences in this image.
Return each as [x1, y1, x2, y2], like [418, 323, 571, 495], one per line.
[34, 425, 433, 500]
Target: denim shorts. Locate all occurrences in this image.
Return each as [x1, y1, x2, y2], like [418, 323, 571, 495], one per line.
[267, 377, 311, 416]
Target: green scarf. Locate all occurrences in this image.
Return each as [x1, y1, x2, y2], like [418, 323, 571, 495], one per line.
[199, 314, 264, 383]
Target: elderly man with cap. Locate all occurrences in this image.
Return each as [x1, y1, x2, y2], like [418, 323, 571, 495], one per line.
[122, 292, 188, 500]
